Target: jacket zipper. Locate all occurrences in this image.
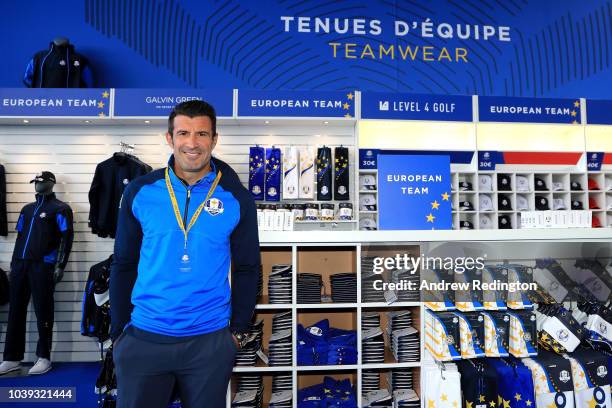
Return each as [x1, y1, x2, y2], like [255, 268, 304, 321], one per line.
[39, 45, 54, 87]
[22, 195, 45, 258]
[183, 188, 191, 228]
[65, 47, 70, 86]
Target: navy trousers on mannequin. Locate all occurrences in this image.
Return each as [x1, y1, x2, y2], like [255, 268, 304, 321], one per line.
[3, 260, 55, 361]
[114, 325, 237, 408]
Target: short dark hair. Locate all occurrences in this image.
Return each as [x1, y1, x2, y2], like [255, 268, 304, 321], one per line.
[167, 100, 217, 136]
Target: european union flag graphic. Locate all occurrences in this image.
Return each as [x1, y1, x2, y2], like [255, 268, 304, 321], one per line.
[378, 154, 452, 230]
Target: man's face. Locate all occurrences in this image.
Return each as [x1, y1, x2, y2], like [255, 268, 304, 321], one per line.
[166, 115, 217, 175]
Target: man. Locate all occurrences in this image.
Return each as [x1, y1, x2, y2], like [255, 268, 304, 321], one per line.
[110, 100, 260, 408]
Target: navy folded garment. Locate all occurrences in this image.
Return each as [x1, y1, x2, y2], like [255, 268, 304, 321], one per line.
[297, 319, 357, 366]
[297, 377, 357, 408]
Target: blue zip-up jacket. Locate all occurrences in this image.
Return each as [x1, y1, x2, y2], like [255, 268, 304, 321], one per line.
[110, 156, 260, 339]
[11, 193, 74, 270]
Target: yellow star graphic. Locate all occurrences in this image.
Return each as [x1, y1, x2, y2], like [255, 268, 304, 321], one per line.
[344, 113, 352, 118]
[98, 112, 106, 117]
[526, 400, 532, 407]
[489, 401, 496, 407]
[343, 102, 350, 110]
[102, 91, 109, 98]
[479, 395, 486, 403]
[426, 213, 435, 223]
[540, 375, 547, 382]
[579, 371, 585, 378]
[98, 101, 105, 109]
[498, 396, 503, 406]
[441, 192, 449, 201]
[503, 399, 511, 408]
[589, 397, 599, 408]
[428, 399, 436, 408]
[431, 200, 440, 210]
[571, 110, 577, 117]
[441, 394, 448, 402]
[574, 100, 580, 108]
[515, 393, 521, 402]
[347, 93, 354, 100]
[466, 401, 473, 408]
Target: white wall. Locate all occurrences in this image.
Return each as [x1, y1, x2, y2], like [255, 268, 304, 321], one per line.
[0, 123, 355, 362]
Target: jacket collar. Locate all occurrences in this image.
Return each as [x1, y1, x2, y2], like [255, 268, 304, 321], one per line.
[35, 192, 55, 203]
[167, 155, 217, 189]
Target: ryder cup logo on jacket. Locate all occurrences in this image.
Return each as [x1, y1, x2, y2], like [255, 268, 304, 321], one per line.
[559, 370, 570, 383]
[40, 212, 46, 218]
[204, 198, 224, 216]
[597, 366, 608, 378]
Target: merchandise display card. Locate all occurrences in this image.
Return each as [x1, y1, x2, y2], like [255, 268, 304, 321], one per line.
[378, 154, 452, 230]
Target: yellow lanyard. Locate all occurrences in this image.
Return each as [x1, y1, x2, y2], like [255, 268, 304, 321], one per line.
[165, 166, 222, 249]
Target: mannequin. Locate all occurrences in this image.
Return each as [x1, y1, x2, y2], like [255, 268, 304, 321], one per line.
[0, 171, 73, 376]
[23, 38, 93, 88]
[34, 180, 65, 284]
[52, 37, 69, 47]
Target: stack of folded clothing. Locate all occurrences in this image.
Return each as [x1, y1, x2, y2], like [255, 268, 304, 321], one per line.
[330, 273, 357, 303]
[386, 311, 419, 363]
[297, 273, 323, 303]
[390, 267, 420, 302]
[361, 257, 386, 302]
[268, 264, 292, 304]
[361, 370, 380, 394]
[269, 373, 293, 408]
[297, 377, 357, 408]
[268, 311, 292, 367]
[297, 319, 357, 366]
[362, 370, 420, 408]
[231, 375, 264, 408]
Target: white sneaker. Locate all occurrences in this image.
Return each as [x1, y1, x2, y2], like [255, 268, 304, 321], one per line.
[28, 358, 51, 375]
[0, 360, 21, 375]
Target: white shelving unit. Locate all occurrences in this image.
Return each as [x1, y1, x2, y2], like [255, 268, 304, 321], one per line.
[228, 229, 612, 407]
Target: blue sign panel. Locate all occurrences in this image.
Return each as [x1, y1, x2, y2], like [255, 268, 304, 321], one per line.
[586, 152, 604, 172]
[359, 149, 473, 169]
[479, 96, 582, 124]
[359, 149, 380, 169]
[378, 154, 452, 230]
[478, 151, 501, 170]
[114, 89, 233, 117]
[0, 88, 111, 117]
[362, 92, 472, 121]
[586, 100, 612, 125]
[238, 90, 355, 118]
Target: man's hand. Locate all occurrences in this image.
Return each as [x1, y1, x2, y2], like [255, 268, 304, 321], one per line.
[53, 267, 64, 284]
[231, 334, 241, 349]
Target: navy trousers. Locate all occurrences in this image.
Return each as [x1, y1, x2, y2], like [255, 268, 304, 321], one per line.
[114, 325, 237, 408]
[3, 260, 55, 361]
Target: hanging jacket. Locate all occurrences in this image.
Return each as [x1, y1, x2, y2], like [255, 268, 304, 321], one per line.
[23, 42, 93, 88]
[82, 255, 113, 341]
[88, 153, 152, 239]
[11, 193, 73, 270]
[0, 164, 6, 236]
